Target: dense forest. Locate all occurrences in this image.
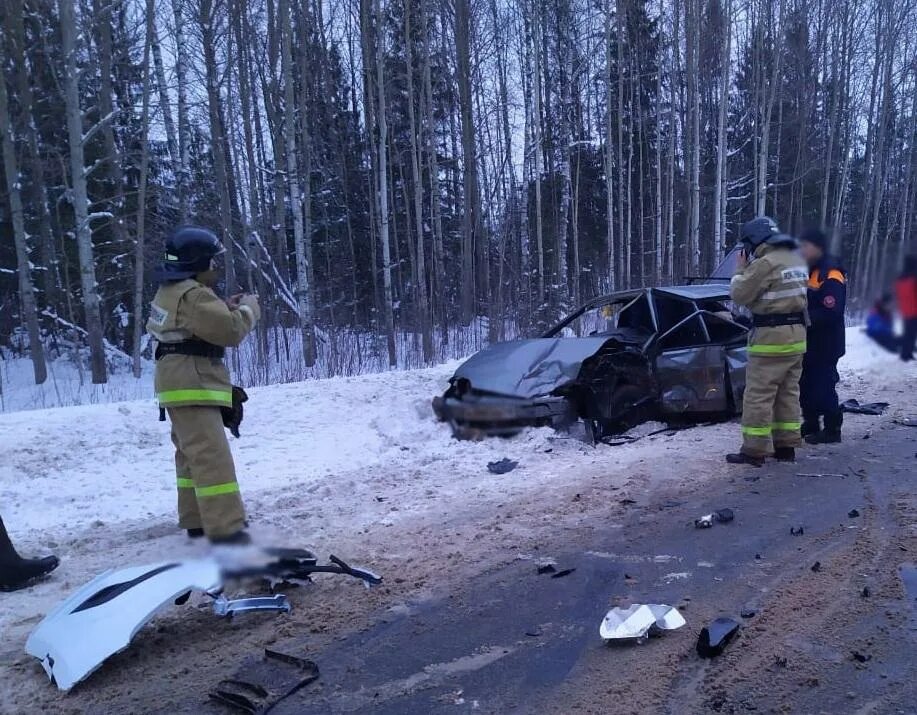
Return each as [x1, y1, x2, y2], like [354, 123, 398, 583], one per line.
[2, 0, 916, 386]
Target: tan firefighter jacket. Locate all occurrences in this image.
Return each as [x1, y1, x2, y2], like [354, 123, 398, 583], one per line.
[147, 279, 257, 408]
[729, 243, 808, 356]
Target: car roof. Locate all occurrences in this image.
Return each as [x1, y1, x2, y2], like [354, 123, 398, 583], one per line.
[653, 284, 732, 301]
[578, 284, 730, 308]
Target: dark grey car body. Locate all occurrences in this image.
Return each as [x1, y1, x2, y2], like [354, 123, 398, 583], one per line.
[433, 284, 749, 440]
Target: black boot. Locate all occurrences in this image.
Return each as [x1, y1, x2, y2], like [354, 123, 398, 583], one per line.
[773, 446, 796, 462]
[821, 411, 843, 443]
[187, 528, 205, 539]
[726, 452, 765, 467]
[0, 516, 59, 592]
[801, 413, 820, 443]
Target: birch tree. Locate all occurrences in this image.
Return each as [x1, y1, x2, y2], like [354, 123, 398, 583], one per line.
[59, 0, 107, 384]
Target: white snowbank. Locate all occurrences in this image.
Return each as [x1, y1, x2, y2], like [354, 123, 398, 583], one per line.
[0, 327, 908, 545]
[1, 359, 596, 542]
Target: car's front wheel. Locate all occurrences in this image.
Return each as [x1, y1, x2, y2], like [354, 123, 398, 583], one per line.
[599, 383, 653, 436]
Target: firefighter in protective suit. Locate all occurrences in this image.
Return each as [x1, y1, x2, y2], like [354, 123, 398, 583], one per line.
[147, 226, 260, 543]
[727, 217, 809, 466]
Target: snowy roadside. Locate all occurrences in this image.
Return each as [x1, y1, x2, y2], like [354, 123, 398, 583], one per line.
[0, 330, 912, 663]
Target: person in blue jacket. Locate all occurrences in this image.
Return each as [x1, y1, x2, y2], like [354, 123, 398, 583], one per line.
[798, 228, 847, 444]
[865, 294, 900, 353]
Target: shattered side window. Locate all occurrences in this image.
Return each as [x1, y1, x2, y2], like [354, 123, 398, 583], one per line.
[702, 312, 747, 344]
[657, 314, 707, 349]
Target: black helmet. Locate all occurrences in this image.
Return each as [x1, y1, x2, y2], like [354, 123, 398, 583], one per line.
[740, 216, 780, 249]
[154, 226, 224, 282]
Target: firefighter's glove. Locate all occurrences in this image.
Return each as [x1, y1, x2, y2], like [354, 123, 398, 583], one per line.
[239, 294, 261, 324]
[221, 385, 249, 438]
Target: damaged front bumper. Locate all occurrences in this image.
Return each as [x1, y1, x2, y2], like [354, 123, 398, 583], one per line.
[432, 392, 573, 439]
[25, 550, 381, 691]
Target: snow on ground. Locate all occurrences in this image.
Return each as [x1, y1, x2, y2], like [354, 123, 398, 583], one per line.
[0, 326, 913, 702]
[0, 328, 906, 541]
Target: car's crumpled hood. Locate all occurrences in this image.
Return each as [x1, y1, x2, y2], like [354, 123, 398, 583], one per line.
[451, 337, 612, 399]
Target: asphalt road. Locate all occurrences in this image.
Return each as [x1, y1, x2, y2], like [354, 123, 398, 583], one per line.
[256, 421, 917, 714]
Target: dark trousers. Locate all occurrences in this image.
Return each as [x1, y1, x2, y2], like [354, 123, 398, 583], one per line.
[800, 353, 841, 433]
[902, 318, 917, 361]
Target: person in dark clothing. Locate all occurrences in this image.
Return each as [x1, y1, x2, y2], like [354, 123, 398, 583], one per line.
[896, 254, 917, 362]
[865, 294, 900, 353]
[798, 228, 846, 444]
[0, 515, 59, 591]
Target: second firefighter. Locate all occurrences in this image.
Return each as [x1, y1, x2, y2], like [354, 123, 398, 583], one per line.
[727, 217, 809, 467]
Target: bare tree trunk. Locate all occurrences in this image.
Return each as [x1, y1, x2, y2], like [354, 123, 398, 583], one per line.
[172, 0, 192, 220]
[532, 0, 546, 305]
[404, 0, 433, 362]
[756, 0, 785, 216]
[604, 3, 615, 290]
[616, 0, 626, 284]
[0, 34, 46, 383]
[666, 0, 679, 281]
[556, 0, 571, 300]
[92, 0, 129, 301]
[456, 0, 481, 324]
[712, 0, 732, 263]
[374, 0, 397, 365]
[296, 2, 317, 362]
[279, 0, 316, 365]
[686, 0, 700, 274]
[60, 0, 107, 384]
[654, 0, 665, 284]
[199, 0, 236, 291]
[10, 0, 59, 309]
[422, 0, 446, 340]
[133, 0, 155, 378]
[151, 30, 179, 167]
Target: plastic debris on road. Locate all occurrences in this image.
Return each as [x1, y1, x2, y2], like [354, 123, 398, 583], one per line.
[695, 508, 734, 528]
[696, 617, 740, 657]
[600, 604, 686, 642]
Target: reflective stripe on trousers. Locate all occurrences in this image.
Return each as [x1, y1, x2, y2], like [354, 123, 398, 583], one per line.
[747, 341, 807, 355]
[158, 388, 233, 406]
[740, 353, 804, 456]
[177, 476, 239, 497]
[167, 405, 245, 538]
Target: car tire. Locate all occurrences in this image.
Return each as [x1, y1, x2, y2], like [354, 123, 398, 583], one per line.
[600, 383, 651, 435]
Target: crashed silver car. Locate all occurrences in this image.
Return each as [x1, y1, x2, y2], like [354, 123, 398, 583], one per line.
[433, 284, 749, 440]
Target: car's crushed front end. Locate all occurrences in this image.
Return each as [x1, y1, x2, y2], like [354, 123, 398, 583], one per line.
[432, 388, 573, 440]
[431, 336, 613, 439]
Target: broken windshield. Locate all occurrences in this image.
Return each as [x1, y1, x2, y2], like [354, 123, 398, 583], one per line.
[549, 293, 655, 338]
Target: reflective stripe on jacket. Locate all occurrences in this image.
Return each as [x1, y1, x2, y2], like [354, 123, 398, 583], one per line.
[730, 244, 809, 356]
[147, 279, 256, 408]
